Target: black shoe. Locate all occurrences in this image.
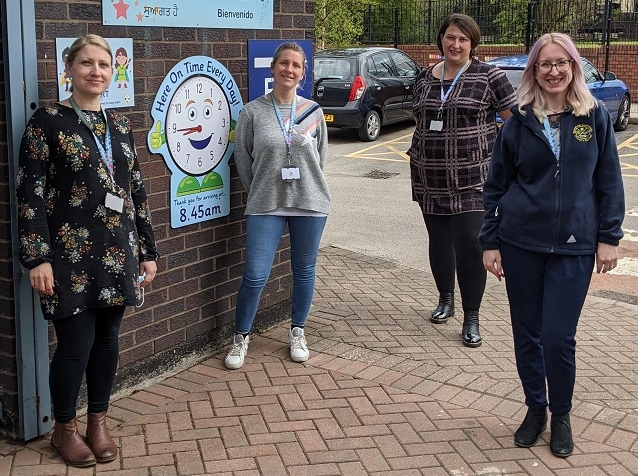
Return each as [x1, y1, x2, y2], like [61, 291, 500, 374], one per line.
[430, 292, 454, 323]
[550, 413, 573, 458]
[514, 408, 547, 448]
[462, 311, 482, 347]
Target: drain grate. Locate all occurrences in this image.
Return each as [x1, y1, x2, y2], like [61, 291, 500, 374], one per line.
[363, 170, 399, 179]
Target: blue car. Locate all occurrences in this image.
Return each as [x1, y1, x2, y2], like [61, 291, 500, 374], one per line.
[486, 54, 631, 131]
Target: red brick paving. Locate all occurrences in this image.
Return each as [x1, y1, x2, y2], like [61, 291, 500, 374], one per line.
[1, 246, 637, 475]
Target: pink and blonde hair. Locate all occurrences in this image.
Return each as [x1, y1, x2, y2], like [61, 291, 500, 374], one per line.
[517, 32, 596, 120]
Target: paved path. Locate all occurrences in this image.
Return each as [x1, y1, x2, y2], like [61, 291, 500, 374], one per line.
[1, 246, 637, 475]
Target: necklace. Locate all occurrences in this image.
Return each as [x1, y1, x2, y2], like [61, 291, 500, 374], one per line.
[545, 106, 566, 114]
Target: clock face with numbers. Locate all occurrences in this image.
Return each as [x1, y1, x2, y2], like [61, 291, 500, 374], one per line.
[165, 75, 231, 176]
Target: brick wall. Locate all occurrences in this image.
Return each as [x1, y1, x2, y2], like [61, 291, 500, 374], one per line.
[0, 0, 316, 439]
[400, 44, 637, 104]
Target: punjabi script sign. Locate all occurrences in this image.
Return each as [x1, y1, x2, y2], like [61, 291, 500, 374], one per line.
[102, 0, 273, 29]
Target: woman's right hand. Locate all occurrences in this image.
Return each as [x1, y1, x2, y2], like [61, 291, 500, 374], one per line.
[482, 250, 504, 281]
[29, 262, 55, 295]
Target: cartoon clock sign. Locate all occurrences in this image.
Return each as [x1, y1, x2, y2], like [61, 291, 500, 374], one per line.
[148, 56, 243, 228]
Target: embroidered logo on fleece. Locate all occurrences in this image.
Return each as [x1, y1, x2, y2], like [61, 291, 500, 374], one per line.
[573, 124, 593, 142]
[566, 235, 577, 243]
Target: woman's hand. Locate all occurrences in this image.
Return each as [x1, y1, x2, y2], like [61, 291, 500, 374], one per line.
[29, 262, 55, 295]
[139, 260, 157, 287]
[483, 250, 504, 281]
[596, 242, 618, 274]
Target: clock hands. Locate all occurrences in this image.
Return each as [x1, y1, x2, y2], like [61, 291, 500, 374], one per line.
[177, 125, 202, 135]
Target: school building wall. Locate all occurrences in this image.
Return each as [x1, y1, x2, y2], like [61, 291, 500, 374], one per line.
[0, 0, 317, 440]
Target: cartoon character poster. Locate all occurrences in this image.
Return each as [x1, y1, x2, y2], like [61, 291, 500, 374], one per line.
[147, 56, 243, 228]
[55, 37, 135, 108]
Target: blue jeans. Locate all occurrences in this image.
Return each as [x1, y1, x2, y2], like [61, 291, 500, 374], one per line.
[235, 214, 327, 334]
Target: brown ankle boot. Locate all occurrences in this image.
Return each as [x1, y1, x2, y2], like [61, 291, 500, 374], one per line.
[50, 419, 96, 467]
[86, 412, 118, 463]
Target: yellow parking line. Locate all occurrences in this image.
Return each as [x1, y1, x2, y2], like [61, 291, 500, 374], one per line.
[618, 133, 638, 179]
[345, 133, 412, 160]
[343, 131, 638, 167]
[617, 133, 638, 148]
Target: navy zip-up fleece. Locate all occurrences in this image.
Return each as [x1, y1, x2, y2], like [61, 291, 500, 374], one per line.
[479, 102, 624, 255]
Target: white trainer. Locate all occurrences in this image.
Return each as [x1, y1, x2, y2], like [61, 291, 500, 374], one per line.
[224, 334, 249, 370]
[289, 327, 309, 362]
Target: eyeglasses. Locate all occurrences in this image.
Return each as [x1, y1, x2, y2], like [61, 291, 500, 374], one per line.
[535, 59, 573, 73]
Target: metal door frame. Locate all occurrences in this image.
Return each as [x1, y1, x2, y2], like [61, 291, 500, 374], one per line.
[2, 0, 51, 440]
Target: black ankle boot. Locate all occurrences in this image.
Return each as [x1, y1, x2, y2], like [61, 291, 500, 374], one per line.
[550, 413, 573, 458]
[430, 292, 454, 323]
[462, 311, 482, 347]
[514, 408, 547, 447]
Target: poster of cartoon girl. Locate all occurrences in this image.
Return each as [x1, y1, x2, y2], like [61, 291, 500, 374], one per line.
[56, 37, 134, 108]
[59, 47, 72, 91]
[114, 47, 131, 89]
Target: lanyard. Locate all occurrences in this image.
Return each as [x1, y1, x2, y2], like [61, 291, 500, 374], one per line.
[271, 93, 297, 165]
[438, 59, 471, 115]
[69, 97, 114, 177]
[542, 115, 560, 161]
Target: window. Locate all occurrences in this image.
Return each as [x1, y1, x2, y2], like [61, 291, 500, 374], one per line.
[368, 53, 394, 78]
[389, 51, 419, 77]
[313, 59, 354, 81]
[582, 59, 602, 84]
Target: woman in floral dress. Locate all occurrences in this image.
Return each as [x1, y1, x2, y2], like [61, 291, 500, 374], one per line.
[17, 34, 158, 468]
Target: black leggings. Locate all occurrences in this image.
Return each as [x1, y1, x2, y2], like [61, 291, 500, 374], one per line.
[423, 212, 486, 312]
[50, 307, 124, 422]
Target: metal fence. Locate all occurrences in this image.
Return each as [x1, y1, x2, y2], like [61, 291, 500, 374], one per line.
[361, 0, 638, 49]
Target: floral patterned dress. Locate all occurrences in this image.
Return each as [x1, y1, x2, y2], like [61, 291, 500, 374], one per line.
[17, 104, 159, 319]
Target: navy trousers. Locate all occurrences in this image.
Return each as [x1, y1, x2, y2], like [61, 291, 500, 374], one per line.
[500, 241, 594, 415]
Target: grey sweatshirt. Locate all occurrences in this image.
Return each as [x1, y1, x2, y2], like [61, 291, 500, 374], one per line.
[233, 94, 330, 215]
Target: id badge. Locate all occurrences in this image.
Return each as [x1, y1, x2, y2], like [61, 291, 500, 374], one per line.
[281, 167, 300, 181]
[429, 120, 443, 131]
[105, 192, 124, 213]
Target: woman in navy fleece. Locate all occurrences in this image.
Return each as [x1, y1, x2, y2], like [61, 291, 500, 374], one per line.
[479, 33, 624, 458]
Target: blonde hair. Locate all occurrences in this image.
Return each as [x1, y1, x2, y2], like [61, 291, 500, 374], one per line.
[65, 34, 113, 92]
[271, 42, 306, 69]
[517, 32, 596, 120]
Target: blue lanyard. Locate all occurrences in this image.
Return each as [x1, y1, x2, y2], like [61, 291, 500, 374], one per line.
[439, 59, 471, 114]
[271, 93, 297, 149]
[69, 97, 114, 177]
[542, 115, 560, 161]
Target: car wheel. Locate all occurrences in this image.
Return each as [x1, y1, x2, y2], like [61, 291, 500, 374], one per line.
[614, 95, 630, 132]
[358, 110, 381, 141]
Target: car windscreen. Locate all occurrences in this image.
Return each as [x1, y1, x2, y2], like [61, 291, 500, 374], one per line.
[501, 69, 524, 89]
[313, 58, 356, 82]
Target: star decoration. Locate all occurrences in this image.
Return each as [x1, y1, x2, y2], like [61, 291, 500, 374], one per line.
[301, 131, 315, 146]
[136, 12, 143, 22]
[112, 0, 130, 19]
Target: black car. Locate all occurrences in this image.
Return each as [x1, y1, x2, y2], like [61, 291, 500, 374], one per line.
[313, 47, 421, 141]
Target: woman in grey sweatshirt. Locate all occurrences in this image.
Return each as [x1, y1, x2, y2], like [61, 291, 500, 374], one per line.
[225, 42, 330, 370]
